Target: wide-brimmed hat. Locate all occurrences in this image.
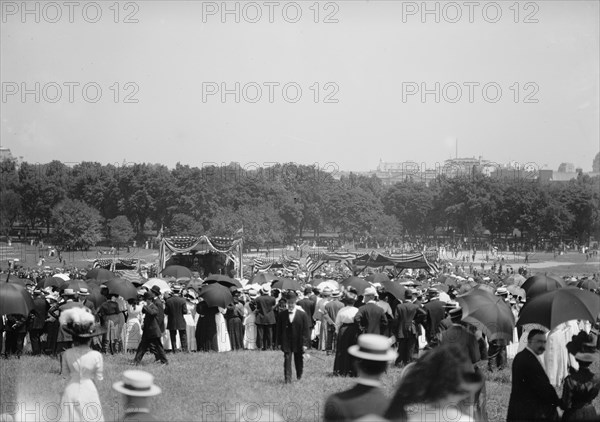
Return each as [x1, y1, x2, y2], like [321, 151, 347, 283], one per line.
[113, 370, 162, 397]
[567, 332, 599, 362]
[321, 287, 332, 297]
[348, 334, 397, 362]
[171, 284, 182, 293]
[60, 307, 106, 338]
[261, 285, 271, 294]
[150, 285, 162, 296]
[247, 289, 258, 299]
[331, 289, 341, 298]
[78, 288, 90, 296]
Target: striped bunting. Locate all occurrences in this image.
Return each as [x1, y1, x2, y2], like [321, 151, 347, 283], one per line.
[282, 253, 300, 272]
[253, 257, 274, 272]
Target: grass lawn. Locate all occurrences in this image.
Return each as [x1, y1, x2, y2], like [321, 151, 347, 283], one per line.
[1, 350, 599, 421]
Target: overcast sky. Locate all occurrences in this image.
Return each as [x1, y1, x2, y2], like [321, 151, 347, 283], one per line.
[1, 0, 598, 172]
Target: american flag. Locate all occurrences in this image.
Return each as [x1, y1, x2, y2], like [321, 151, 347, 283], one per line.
[253, 257, 274, 272]
[282, 253, 300, 272]
[305, 253, 324, 275]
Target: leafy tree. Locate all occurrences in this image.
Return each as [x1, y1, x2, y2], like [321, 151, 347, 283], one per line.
[107, 215, 135, 245]
[51, 199, 102, 248]
[383, 181, 434, 236]
[168, 213, 204, 236]
[0, 190, 22, 237]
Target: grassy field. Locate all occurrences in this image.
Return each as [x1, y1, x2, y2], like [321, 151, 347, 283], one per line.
[1, 350, 599, 422]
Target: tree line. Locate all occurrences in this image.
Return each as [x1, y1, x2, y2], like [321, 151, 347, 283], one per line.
[1, 159, 598, 249]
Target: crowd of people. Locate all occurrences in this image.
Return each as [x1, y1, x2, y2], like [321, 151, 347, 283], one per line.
[1, 261, 600, 421]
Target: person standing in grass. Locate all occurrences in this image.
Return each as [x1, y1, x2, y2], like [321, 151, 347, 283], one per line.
[59, 307, 105, 422]
[324, 334, 397, 421]
[277, 291, 310, 383]
[561, 332, 600, 421]
[113, 370, 161, 422]
[507, 329, 562, 421]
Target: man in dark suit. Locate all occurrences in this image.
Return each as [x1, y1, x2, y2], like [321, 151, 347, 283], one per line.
[133, 291, 168, 365]
[164, 285, 188, 353]
[323, 334, 397, 421]
[395, 291, 426, 366]
[423, 288, 445, 343]
[297, 287, 316, 329]
[255, 285, 277, 350]
[277, 291, 310, 383]
[354, 287, 387, 335]
[28, 289, 48, 355]
[507, 329, 561, 421]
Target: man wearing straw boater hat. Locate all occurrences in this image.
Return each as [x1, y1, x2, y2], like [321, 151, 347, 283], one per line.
[323, 334, 397, 421]
[113, 370, 162, 421]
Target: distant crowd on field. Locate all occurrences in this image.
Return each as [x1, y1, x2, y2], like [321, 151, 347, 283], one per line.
[2, 262, 600, 421]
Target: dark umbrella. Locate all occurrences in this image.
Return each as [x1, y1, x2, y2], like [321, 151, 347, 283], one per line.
[518, 287, 600, 331]
[366, 273, 390, 283]
[522, 274, 565, 300]
[380, 280, 406, 301]
[577, 279, 599, 291]
[199, 283, 233, 308]
[103, 278, 138, 300]
[86, 286, 108, 307]
[251, 273, 277, 285]
[457, 289, 515, 341]
[43, 276, 65, 289]
[340, 277, 371, 295]
[205, 274, 242, 289]
[271, 278, 301, 291]
[161, 265, 193, 280]
[0, 283, 35, 315]
[86, 268, 116, 282]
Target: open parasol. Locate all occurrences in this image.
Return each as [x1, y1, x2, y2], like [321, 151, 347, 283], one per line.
[518, 287, 600, 331]
[0, 282, 35, 315]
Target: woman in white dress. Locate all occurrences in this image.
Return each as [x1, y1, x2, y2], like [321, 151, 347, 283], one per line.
[59, 307, 105, 422]
[123, 299, 144, 353]
[216, 307, 231, 352]
[184, 290, 199, 352]
[243, 290, 257, 350]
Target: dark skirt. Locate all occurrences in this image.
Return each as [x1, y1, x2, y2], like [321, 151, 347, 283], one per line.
[196, 313, 218, 352]
[227, 317, 244, 350]
[333, 323, 359, 376]
[562, 405, 597, 422]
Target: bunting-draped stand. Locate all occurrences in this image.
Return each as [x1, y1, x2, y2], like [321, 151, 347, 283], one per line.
[159, 236, 243, 275]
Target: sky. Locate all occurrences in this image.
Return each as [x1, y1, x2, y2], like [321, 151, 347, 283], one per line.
[1, 0, 599, 173]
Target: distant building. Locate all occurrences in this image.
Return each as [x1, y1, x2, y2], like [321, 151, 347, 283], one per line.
[0, 147, 14, 161]
[557, 162, 575, 173]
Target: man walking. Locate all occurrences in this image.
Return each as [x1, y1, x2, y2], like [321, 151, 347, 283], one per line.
[133, 291, 168, 365]
[507, 329, 561, 421]
[277, 291, 310, 383]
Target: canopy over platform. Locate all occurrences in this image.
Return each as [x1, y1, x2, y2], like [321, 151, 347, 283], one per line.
[159, 235, 243, 277]
[308, 249, 439, 274]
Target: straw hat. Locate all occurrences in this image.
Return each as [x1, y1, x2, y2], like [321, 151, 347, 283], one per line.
[113, 370, 162, 397]
[348, 334, 397, 362]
